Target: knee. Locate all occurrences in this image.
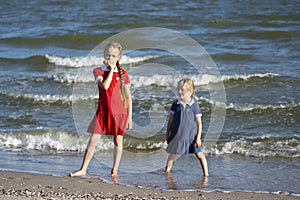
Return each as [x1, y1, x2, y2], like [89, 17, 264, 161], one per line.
[89, 134, 100, 146]
[114, 135, 123, 147]
[197, 152, 206, 160]
[90, 134, 100, 143]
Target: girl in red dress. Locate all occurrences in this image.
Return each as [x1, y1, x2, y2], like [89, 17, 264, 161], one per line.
[70, 42, 132, 177]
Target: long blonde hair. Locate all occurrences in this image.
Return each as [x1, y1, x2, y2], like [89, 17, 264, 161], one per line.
[104, 42, 128, 107]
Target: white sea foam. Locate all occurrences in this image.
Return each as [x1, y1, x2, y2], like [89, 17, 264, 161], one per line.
[221, 73, 279, 81]
[52, 73, 85, 83]
[53, 73, 213, 86]
[1, 130, 298, 158]
[5, 92, 96, 104]
[207, 137, 300, 158]
[0, 130, 113, 152]
[53, 71, 279, 87]
[45, 54, 160, 68]
[227, 102, 300, 112]
[135, 141, 166, 150]
[0, 130, 166, 152]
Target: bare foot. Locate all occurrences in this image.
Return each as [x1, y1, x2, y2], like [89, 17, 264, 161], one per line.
[111, 175, 119, 183]
[111, 168, 118, 176]
[202, 175, 208, 183]
[69, 170, 86, 177]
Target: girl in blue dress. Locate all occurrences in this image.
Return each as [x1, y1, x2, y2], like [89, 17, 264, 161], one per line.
[165, 78, 209, 176]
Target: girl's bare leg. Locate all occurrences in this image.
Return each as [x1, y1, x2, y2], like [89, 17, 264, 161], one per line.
[111, 135, 123, 176]
[165, 154, 177, 172]
[69, 134, 101, 177]
[195, 152, 209, 176]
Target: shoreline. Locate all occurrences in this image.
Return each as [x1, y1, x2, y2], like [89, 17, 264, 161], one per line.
[0, 170, 298, 200]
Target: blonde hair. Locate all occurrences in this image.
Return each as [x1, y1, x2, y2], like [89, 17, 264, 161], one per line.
[104, 42, 128, 107]
[177, 78, 195, 97]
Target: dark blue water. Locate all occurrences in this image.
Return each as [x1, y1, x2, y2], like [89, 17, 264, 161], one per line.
[0, 0, 299, 195]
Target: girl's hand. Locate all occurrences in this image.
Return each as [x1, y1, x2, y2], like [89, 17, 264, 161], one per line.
[195, 138, 202, 148]
[103, 59, 114, 70]
[126, 118, 132, 130]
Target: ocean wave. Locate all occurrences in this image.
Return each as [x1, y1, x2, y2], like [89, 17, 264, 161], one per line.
[207, 136, 300, 158]
[130, 73, 280, 87]
[1, 91, 95, 104]
[1, 130, 298, 158]
[45, 54, 160, 68]
[222, 73, 279, 82]
[0, 130, 166, 152]
[53, 73, 217, 85]
[67, 73, 279, 86]
[1, 54, 159, 69]
[227, 102, 300, 112]
[1, 73, 288, 106]
[138, 73, 275, 86]
[0, 130, 90, 152]
[212, 52, 256, 61]
[2, 54, 283, 88]
[0, 55, 49, 69]
[1, 34, 108, 48]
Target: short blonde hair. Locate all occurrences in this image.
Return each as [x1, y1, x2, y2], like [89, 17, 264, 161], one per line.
[177, 78, 195, 97]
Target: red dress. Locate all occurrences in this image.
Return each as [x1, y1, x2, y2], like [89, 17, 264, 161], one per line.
[87, 66, 130, 136]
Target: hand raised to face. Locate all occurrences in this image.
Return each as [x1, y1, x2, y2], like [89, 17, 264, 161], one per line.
[103, 59, 114, 70]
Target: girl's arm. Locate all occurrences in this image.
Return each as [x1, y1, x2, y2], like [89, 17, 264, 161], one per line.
[98, 69, 114, 90]
[195, 116, 203, 147]
[165, 114, 174, 141]
[125, 85, 132, 130]
[98, 60, 115, 90]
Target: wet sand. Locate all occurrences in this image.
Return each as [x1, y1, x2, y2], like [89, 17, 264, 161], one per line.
[0, 170, 297, 200]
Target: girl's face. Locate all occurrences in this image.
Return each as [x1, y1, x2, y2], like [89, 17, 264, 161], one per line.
[104, 47, 121, 67]
[177, 84, 192, 103]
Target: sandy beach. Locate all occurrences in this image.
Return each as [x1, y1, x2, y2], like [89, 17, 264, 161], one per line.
[0, 170, 297, 200]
